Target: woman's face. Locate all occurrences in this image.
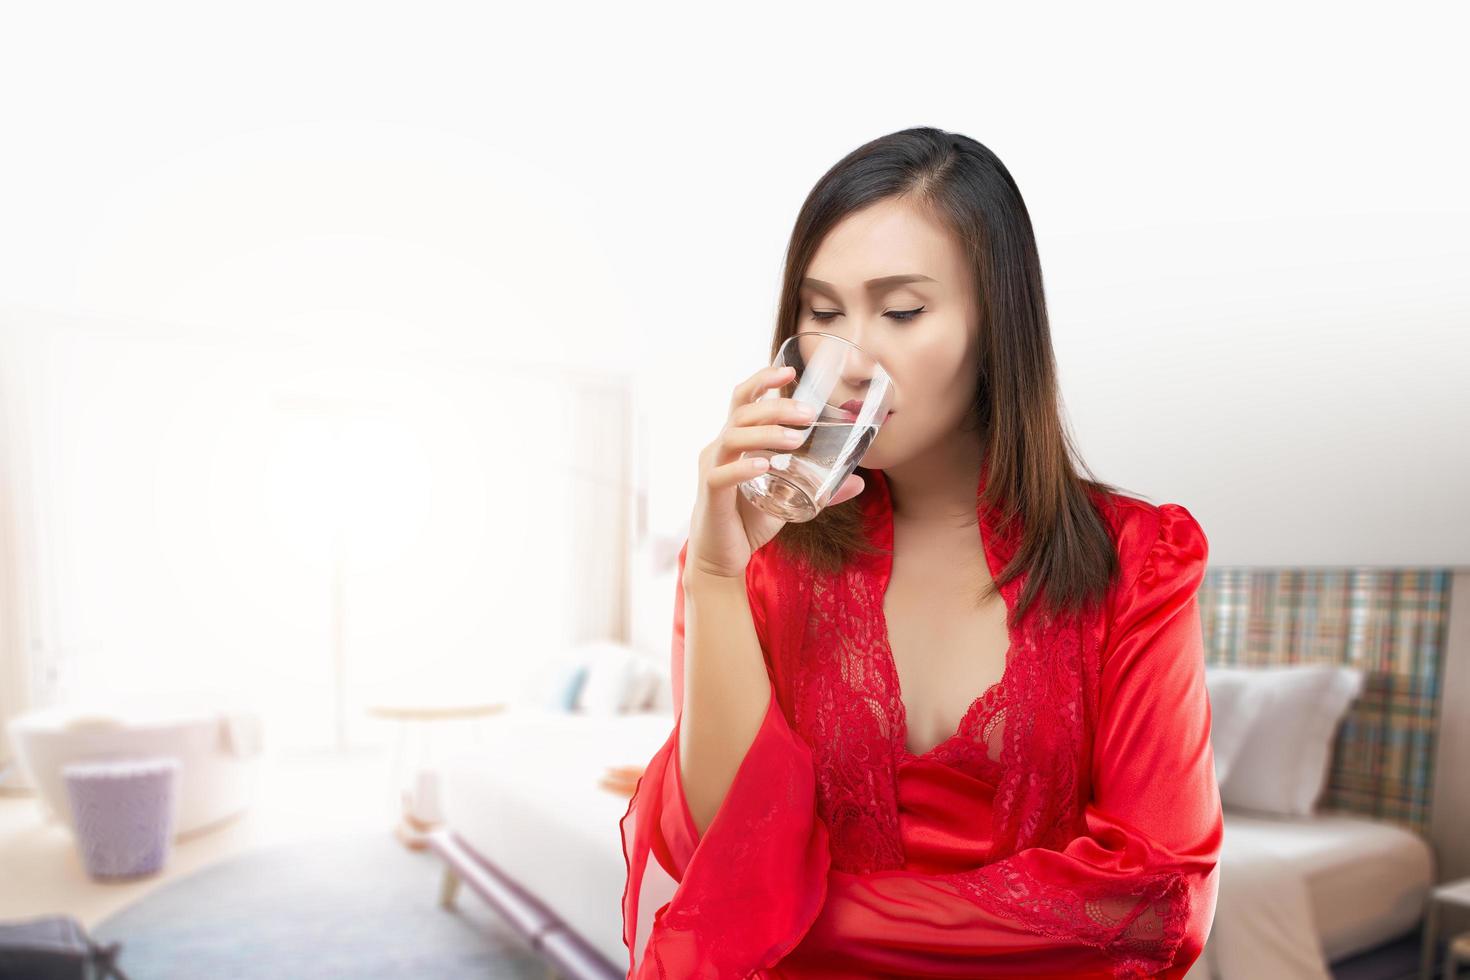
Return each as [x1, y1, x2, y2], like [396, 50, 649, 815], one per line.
[794, 195, 981, 470]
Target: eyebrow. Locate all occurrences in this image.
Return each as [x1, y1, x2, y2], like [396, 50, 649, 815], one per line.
[800, 274, 937, 297]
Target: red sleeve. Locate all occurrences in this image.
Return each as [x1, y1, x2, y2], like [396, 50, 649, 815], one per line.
[620, 539, 831, 979]
[784, 503, 1222, 979]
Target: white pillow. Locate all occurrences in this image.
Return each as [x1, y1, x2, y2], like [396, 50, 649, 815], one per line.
[518, 650, 589, 711]
[623, 650, 667, 713]
[1212, 664, 1363, 817]
[573, 641, 652, 715]
[1203, 668, 1270, 786]
[648, 675, 675, 715]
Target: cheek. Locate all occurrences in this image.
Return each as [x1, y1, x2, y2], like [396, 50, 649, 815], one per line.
[888, 343, 969, 411]
[869, 346, 972, 447]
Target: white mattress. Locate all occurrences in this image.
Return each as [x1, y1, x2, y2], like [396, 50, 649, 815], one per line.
[1218, 809, 1434, 964]
[438, 708, 679, 971]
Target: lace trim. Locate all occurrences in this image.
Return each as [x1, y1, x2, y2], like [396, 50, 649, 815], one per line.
[945, 860, 1192, 978]
[924, 686, 1008, 776]
[990, 603, 1101, 860]
[790, 571, 906, 872]
[779, 537, 1107, 872]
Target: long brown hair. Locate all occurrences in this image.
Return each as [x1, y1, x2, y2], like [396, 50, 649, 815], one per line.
[770, 127, 1139, 624]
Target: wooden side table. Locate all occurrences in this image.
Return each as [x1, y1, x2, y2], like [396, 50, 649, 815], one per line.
[365, 699, 507, 850]
[1421, 878, 1470, 980]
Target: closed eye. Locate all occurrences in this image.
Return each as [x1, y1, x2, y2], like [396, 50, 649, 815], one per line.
[807, 306, 925, 323]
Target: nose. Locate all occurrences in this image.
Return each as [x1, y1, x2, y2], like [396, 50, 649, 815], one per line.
[838, 341, 886, 406]
[796, 318, 894, 415]
[810, 314, 879, 362]
[834, 315, 877, 354]
[840, 354, 878, 393]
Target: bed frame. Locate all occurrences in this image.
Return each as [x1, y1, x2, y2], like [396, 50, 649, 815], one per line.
[428, 826, 624, 980]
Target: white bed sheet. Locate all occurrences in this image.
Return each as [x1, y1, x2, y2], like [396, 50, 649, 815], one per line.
[1192, 808, 1434, 979]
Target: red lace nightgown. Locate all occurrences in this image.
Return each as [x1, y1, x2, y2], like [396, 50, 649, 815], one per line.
[620, 457, 1222, 979]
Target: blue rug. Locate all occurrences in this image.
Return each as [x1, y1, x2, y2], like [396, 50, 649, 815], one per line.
[92, 831, 547, 979]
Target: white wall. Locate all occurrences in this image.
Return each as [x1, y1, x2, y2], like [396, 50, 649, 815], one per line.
[1, 4, 1464, 569]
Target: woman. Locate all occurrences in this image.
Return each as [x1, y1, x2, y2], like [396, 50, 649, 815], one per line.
[620, 127, 1221, 979]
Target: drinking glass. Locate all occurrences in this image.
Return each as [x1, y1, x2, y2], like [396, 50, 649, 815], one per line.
[738, 331, 897, 523]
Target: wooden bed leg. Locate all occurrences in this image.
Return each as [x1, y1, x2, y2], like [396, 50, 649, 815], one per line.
[1420, 897, 1438, 980]
[439, 866, 462, 909]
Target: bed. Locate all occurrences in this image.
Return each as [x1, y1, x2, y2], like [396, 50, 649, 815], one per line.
[427, 558, 1451, 978]
[431, 705, 1436, 980]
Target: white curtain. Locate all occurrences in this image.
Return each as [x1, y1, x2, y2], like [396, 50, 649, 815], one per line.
[0, 310, 634, 759]
[565, 375, 636, 646]
[0, 322, 51, 778]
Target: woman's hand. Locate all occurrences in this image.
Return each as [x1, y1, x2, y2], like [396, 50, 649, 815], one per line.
[686, 364, 865, 582]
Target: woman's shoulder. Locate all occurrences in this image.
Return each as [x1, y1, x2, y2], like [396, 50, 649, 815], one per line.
[1089, 488, 1210, 602]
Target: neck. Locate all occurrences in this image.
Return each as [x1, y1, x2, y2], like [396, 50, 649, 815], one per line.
[882, 426, 986, 527]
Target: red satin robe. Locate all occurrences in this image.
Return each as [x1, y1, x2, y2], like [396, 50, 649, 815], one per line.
[620, 458, 1221, 979]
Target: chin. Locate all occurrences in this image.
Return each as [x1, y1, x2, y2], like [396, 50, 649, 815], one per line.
[858, 425, 898, 470]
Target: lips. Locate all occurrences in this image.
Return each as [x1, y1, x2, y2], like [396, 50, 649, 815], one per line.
[837, 399, 891, 421]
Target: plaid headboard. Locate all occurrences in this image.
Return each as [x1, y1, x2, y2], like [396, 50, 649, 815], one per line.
[1198, 568, 1453, 835]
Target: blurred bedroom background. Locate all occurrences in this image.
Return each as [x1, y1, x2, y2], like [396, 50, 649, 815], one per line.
[1, 4, 1467, 980]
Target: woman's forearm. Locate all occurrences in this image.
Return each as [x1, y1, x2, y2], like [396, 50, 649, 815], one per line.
[677, 567, 775, 838]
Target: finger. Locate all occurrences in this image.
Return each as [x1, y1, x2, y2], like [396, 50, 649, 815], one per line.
[729, 364, 795, 415]
[731, 395, 817, 428]
[706, 453, 772, 491]
[716, 423, 807, 462]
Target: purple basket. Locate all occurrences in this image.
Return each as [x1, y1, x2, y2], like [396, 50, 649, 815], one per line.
[62, 756, 180, 880]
